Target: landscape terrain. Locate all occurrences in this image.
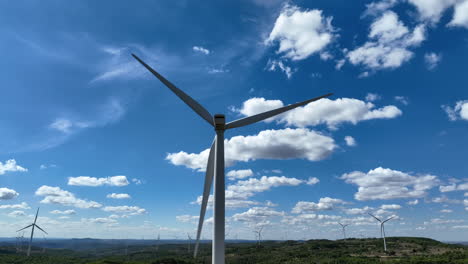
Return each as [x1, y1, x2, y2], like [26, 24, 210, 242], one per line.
[0, 237, 467, 264]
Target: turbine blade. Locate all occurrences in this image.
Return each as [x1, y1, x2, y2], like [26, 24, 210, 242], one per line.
[16, 224, 33, 232]
[383, 216, 395, 223]
[34, 225, 48, 235]
[131, 54, 214, 126]
[34, 208, 39, 224]
[368, 213, 382, 223]
[225, 93, 332, 129]
[194, 137, 216, 258]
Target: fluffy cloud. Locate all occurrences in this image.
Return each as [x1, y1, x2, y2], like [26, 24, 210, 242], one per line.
[106, 193, 131, 199]
[439, 182, 468, 192]
[0, 202, 30, 209]
[344, 136, 357, 147]
[227, 169, 254, 180]
[306, 177, 320, 185]
[407, 0, 456, 23]
[68, 175, 129, 187]
[8, 211, 26, 217]
[364, 0, 399, 17]
[236, 97, 402, 130]
[50, 209, 76, 215]
[35, 185, 102, 209]
[292, 197, 346, 213]
[176, 214, 199, 223]
[348, 11, 425, 71]
[407, 199, 419, 205]
[102, 205, 146, 215]
[424, 52, 442, 70]
[380, 204, 402, 210]
[266, 59, 295, 79]
[366, 93, 382, 102]
[442, 101, 468, 121]
[0, 159, 27, 175]
[192, 46, 210, 55]
[232, 207, 284, 223]
[344, 206, 373, 215]
[341, 167, 438, 200]
[450, 0, 468, 28]
[267, 5, 336, 60]
[0, 188, 19, 200]
[167, 128, 336, 171]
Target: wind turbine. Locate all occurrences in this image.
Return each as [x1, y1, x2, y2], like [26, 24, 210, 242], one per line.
[338, 222, 349, 240]
[16, 208, 48, 257]
[132, 54, 333, 264]
[368, 213, 394, 252]
[187, 233, 192, 253]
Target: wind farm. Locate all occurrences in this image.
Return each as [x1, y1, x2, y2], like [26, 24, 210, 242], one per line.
[1, 0, 468, 263]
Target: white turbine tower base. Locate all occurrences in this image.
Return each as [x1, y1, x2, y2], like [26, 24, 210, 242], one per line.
[16, 208, 48, 257]
[132, 53, 333, 264]
[368, 213, 394, 252]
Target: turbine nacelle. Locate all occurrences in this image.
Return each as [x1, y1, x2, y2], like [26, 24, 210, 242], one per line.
[214, 114, 226, 130]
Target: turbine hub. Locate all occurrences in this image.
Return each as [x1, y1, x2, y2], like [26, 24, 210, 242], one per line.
[214, 114, 225, 130]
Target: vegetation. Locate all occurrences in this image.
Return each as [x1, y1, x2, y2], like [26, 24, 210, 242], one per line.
[0, 237, 467, 264]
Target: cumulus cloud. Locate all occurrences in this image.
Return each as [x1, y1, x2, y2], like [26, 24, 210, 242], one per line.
[292, 197, 346, 213]
[366, 93, 382, 102]
[0, 159, 28, 175]
[35, 185, 102, 209]
[344, 206, 373, 215]
[306, 177, 320, 185]
[50, 209, 76, 215]
[407, 0, 456, 23]
[424, 52, 442, 70]
[167, 128, 336, 171]
[193, 46, 210, 55]
[344, 136, 357, 147]
[380, 204, 402, 210]
[102, 205, 146, 215]
[347, 11, 425, 71]
[176, 214, 199, 223]
[106, 193, 131, 199]
[449, 0, 468, 28]
[442, 100, 468, 121]
[364, 0, 399, 17]
[407, 199, 419, 205]
[68, 175, 129, 187]
[232, 207, 284, 223]
[439, 182, 468, 193]
[235, 97, 402, 130]
[266, 5, 336, 60]
[0, 202, 30, 209]
[266, 59, 295, 79]
[8, 210, 26, 217]
[0, 188, 19, 200]
[227, 169, 254, 180]
[341, 167, 438, 200]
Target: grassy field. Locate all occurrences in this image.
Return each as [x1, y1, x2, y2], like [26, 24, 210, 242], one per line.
[0, 237, 467, 264]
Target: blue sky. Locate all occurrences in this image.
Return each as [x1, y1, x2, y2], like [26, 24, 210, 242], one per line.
[0, 0, 467, 241]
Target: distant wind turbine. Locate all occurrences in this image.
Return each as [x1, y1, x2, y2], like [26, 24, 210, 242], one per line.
[132, 53, 333, 264]
[16, 208, 48, 257]
[338, 222, 349, 240]
[368, 213, 394, 252]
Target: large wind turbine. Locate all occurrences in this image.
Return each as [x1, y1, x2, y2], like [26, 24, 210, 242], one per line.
[368, 213, 394, 252]
[132, 54, 332, 264]
[338, 222, 349, 240]
[17, 208, 48, 257]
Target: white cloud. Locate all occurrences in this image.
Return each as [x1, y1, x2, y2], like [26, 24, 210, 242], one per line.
[176, 214, 199, 223]
[442, 100, 468, 121]
[0, 188, 19, 200]
[232, 207, 284, 223]
[306, 177, 320, 185]
[348, 11, 425, 71]
[341, 167, 438, 200]
[407, 199, 419, 205]
[424, 52, 442, 70]
[380, 204, 401, 210]
[0, 159, 28, 175]
[167, 128, 336, 171]
[106, 193, 131, 199]
[344, 136, 357, 147]
[267, 5, 336, 60]
[292, 197, 346, 213]
[50, 209, 76, 215]
[132, 178, 142, 185]
[344, 206, 373, 215]
[364, 0, 399, 17]
[83, 217, 118, 224]
[193, 46, 210, 55]
[407, 0, 456, 23]
[40, 164, 57, 170]
[35, 185, 102, 209]
[238, 97, 401, 130]
[208, 68, 229, 74]
[449, 0, 468, 28]
[366, 93, 382, 102]
[102, 205, 146, 215]
[227, 169, 254, 180]
[8, 210, 26, 217]
[68, 175, 129, 187]
[395, 96, 409, 105]
[266, 59, 295, 79]
[440, 209, 453, 213]
[0, 202, 30, 209]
